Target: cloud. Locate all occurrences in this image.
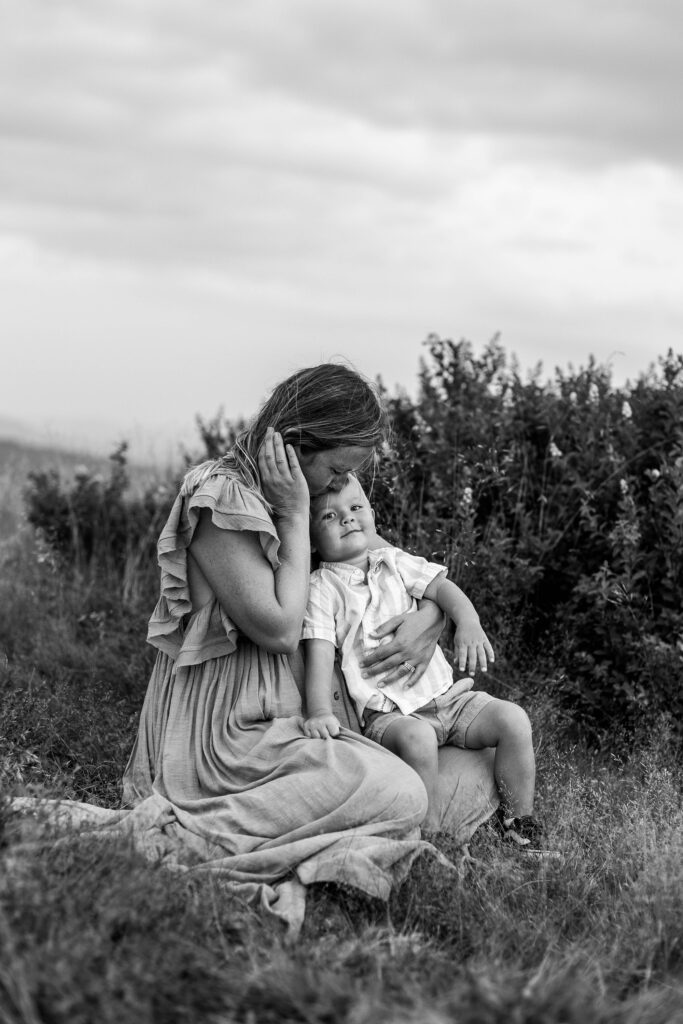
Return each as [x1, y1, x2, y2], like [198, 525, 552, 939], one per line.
[219, 0, 683, 166]
[1, 0, 682, 451]
[3, 0, 682, 274]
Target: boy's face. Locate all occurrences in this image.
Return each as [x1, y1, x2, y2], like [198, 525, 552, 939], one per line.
[310, 478, 375, 565]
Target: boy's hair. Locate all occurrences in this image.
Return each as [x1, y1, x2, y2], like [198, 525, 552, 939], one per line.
[182, 364, 388, 499]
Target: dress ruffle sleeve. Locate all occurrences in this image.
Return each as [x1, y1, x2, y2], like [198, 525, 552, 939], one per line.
[146, 470, 280, 667]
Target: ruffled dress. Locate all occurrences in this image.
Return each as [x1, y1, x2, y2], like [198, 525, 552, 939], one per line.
[117, 464, 428, 927]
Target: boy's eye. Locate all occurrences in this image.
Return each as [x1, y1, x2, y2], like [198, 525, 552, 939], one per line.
[321, 512, 335, 521]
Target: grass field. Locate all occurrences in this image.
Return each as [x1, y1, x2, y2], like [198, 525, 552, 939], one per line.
[1, 438, 682, 1024]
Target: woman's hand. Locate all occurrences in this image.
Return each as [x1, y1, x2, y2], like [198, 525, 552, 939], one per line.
[303, 713, 341, 740]
[257, 428, 309, 518]
[359, 603, 445, 688]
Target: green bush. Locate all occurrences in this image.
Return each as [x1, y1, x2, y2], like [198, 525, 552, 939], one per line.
[23, 443, 174, 608]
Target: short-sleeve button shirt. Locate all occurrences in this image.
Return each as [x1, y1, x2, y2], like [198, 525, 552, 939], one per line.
[302, 546, 455, 718]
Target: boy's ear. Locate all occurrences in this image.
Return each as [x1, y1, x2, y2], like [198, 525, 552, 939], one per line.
[371, 508, 376, 522]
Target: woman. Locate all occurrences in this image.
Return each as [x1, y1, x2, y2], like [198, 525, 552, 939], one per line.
[119, 363, 460, 929]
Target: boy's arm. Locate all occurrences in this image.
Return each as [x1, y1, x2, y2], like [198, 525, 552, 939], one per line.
[422, 576, 495, 676]
[303, 638, 342, 739]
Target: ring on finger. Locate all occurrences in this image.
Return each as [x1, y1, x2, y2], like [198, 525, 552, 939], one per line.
[402, 661, 416, 674]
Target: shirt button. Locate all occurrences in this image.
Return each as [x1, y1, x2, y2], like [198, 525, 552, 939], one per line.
[333, 691, 340, 701]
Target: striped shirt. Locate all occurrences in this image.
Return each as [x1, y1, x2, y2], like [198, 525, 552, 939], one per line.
[302, 546, 457, 719]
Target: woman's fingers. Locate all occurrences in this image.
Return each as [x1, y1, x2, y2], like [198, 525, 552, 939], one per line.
[259, 428, 288, 473]
[285, 442, 302, 473]
[368, 613, 404, 639]
[258, 430, 302, 483]
[257, 427, 276, 473]
[361, 642, 402, 675]
[362, 641, 429, 686]
[375, 659, 427, 688]
[271, 430, 287, 467]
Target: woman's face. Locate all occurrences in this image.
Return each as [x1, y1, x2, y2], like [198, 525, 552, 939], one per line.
[296, 445, 373, 498]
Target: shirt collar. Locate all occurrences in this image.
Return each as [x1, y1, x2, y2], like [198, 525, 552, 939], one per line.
[319, 546, 395, 582]
[318, 560, 367, 583]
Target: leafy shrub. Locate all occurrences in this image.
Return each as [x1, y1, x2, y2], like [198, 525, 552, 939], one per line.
[23, 443, 174, 607]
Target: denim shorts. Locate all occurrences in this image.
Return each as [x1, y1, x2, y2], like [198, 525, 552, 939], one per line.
[362, 680, 494, 749]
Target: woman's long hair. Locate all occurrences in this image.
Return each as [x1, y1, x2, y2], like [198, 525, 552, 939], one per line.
[181, 363, 388, 500]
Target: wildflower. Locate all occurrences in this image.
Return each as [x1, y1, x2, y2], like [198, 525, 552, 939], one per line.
[621, 400, 632, 419]
[645, 468, 661, 482]
[548, 442, 563, 459]
[568, 391, 578, 405]
[462, 486, 473, 506]
[588, 383, 599, 403]
[619, 478, 629, 496]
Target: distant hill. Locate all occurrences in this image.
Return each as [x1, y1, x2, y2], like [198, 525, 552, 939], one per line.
[0, 438, 171, 543]
[0, 437, 115, 477]
[0, 412, 195, 468]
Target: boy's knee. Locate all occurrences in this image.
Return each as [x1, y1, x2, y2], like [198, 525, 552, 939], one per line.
[389, 718, 438, 764]
[497, 700, 532, 742]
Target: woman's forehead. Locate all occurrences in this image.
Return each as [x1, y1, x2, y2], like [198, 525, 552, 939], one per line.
[325, 445, 372, 470]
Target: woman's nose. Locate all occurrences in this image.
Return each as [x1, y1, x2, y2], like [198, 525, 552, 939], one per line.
[328, 474, 349, 493]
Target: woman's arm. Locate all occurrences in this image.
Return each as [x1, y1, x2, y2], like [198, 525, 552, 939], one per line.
[189, 430, 311, 654]
[302, 638, 341, 739]
[359, 600, 445, 685]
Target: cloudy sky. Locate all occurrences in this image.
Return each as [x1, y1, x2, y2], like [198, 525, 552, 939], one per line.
[2, 0, 682, 459]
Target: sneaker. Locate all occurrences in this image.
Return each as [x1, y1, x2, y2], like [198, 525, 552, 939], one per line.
[495, 810, 561, 859]
[501, 813, 544, 849]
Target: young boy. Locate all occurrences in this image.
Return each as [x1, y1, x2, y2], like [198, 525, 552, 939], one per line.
[302, 476, 544, 850]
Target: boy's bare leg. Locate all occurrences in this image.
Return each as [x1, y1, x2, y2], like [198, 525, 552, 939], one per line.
[380, 717, 441, 831]
[464, 698, 535, 817]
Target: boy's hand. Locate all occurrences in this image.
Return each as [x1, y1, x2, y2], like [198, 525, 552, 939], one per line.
[454, 618, 495, 674]
[303, 713, 341, 740]
[257, 427, 309, 517]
